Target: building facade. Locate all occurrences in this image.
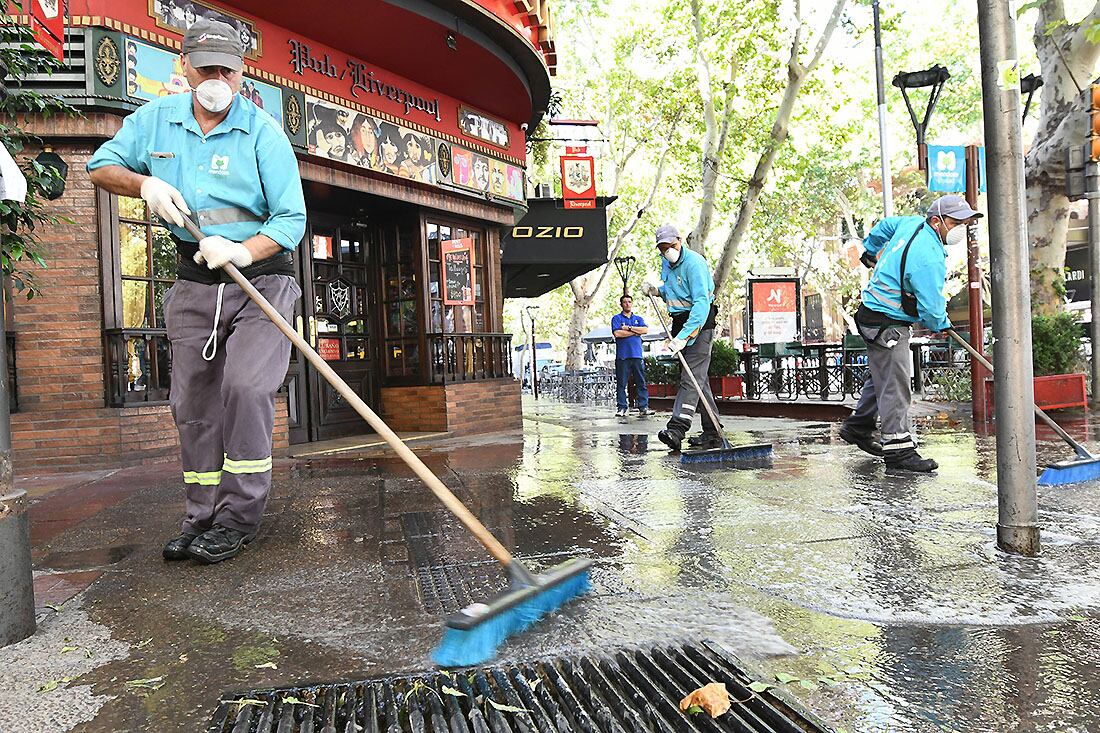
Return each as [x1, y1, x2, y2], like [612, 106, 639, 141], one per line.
[9, 0, 557, 470]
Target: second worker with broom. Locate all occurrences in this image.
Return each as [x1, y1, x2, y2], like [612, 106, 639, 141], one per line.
[642, 224, 723, 452]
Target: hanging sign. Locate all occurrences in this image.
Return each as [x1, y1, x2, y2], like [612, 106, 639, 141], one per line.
[560, 154, 596, 209]
[25, 0, 64, 62]
[748, 278, 801, 345]
[442, 238, 475, 306]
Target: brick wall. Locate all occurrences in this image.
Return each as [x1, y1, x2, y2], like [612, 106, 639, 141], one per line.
[380, 379, 521, 436]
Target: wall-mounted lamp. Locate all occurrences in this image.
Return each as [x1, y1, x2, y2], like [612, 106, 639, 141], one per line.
[445, 33, 458, 51]
[34, 148, 68, 200]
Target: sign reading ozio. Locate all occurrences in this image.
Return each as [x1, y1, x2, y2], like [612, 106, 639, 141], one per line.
[510, 226, 584, 238]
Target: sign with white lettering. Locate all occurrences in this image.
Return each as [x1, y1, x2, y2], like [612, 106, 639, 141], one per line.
[748, 278, 801, 344]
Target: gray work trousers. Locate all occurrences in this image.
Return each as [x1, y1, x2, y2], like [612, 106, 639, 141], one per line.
[667, 328, 720, 436]
[846, 323, 916, 457]
[164, 275, 300, 535]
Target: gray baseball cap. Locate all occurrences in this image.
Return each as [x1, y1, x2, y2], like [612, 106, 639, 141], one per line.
[928, 194, 982, 221]
[182, 18, 244, 71]
[655, 224, 681, 245]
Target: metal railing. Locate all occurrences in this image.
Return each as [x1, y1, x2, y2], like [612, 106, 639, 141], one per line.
[427, 333, 513, 384]
[742, 344, 868, 401]
[105, 328, 172, 406]
[6, 333, 16, 413]
[540, 368, 617, 402]
[911, 337, 972, 401]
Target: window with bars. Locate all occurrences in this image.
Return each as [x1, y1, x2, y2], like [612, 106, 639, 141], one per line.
[106, 195, 176, 404]
[426, 220, 486, 334]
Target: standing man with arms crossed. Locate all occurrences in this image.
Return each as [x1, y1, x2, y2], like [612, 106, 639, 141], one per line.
[840, 194, 982, 472]
[88, 18, 306, 562]
[611, 294, 653, 417]
[643, 224, 723, 452]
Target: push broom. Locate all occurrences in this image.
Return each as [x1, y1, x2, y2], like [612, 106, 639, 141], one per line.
[647, 293, 772, 464]
[946, 329, 1100, 486]
[180, 215, 591, 666]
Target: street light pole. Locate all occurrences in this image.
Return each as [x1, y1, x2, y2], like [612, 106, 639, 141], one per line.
[526, 306, 540, 399]
[872, 0, 894, 216]
[976, 0, 1041, 556]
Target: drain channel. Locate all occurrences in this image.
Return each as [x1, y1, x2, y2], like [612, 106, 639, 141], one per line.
[208, 641, 831, 733]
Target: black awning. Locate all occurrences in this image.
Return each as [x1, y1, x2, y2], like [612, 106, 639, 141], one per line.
[501, 196, 614, 298]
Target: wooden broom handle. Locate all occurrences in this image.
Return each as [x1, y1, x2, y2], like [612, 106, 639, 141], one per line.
[180, 216, 514, 566]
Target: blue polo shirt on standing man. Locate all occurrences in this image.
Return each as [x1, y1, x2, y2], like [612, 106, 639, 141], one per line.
[611, 294, 651, 417]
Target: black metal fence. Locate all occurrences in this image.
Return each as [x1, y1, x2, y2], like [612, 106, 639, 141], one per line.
[105, 328, 172, 406]
[427, 333, 513, 384]
[539, 368, 617, 402]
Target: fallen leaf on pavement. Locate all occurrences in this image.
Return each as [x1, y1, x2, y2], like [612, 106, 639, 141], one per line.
[254, 662, 278, 670]
[678, 682, 731, 718]
[125, 676, 166, 691]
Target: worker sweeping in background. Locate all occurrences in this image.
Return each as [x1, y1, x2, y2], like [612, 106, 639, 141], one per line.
[643, 224, 723, 452]
[841, 194, 982, 473]
[88, 18, 306, 562]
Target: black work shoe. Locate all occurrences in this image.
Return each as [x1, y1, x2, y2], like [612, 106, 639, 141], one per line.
[162, 533, 198, 561]
[885, 453, 939, 473]
[687, 432, 724, 449]
[186, 524, 256, 564]
[839, 424, 884, 457]
[658, 429, 683, 452]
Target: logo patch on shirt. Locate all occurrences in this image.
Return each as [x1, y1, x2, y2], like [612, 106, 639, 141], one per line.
[210, 154, 230, 176]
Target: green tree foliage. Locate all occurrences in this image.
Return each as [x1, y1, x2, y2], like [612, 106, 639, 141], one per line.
[0, 15, 77, 298]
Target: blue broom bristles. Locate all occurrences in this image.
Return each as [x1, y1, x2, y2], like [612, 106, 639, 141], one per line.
[431, 569, 591, 668]
[679, 444, 773, 464]
[1038, 458, 1100, 486]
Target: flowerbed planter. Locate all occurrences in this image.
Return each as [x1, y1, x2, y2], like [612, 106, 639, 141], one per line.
[709, 375, 744, 399]
[648, 383, 676, 398]
[984, 372, 1088, 414]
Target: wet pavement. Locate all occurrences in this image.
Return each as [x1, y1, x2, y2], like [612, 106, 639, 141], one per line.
[3, 398, 1100, 732]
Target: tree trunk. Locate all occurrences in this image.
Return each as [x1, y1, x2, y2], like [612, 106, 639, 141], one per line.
[1025, 2, 1100, 313]
[565, 296, 591, 369]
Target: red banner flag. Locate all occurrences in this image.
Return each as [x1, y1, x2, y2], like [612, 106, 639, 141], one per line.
[25, 0, 64, 62]
[560, 154, 595, 210]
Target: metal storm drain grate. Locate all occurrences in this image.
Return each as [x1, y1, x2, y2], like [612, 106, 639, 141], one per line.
[208, 641, 830, 733]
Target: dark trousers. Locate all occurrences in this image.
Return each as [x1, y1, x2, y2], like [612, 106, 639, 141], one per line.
[615, 358, 648, 410]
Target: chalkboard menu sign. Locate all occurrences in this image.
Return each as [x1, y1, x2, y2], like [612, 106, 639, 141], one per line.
[442, 238, 475, 305]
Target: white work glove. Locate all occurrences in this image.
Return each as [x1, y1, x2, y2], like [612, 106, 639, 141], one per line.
[667, 337, 687, 354]
[641, 272, 664, 297]
[194, 235, 253, 269]
[139, 176, 191, 228]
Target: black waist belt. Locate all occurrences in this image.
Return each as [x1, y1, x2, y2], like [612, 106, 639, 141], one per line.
[855, 303, 911, 329]
[671, 303, 718, 336]
[173, 238, 296, 284]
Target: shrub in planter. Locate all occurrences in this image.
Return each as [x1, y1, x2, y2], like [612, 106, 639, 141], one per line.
[643, 355, 679, 397]
[708, 338, 744, 398]
[1031, 312, 1084, 376]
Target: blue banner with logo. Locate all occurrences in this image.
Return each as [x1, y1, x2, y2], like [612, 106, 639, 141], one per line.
[928, 145, 966, 192]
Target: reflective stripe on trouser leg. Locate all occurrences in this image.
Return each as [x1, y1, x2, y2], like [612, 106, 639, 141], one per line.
[166, 279, 228, 536]
[865, 325, 913, 457]
[213, 275, 300, 533]
[669, 328, 720, 434]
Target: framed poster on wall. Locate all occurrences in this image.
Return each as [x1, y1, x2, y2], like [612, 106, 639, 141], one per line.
[747, 277, 801, 345]
[442, 238, 475, 306]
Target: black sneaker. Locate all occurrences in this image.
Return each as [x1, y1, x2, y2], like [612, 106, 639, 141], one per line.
[885, 453, 939, 473]
[162, 532, 198, 561]
[187, 524, 256, 564]
[636, 408, 655, 417]
[615, 407, 628, 417]
[658, 429, 683, 452]
[839, 424, 884, 457]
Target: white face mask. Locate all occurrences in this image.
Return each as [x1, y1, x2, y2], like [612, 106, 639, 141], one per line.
[192, 79, 235, 113]
[662, 247, 681, 264]
[945, 222, 967, 247]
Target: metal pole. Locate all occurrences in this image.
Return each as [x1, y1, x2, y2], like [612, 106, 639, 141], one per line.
[0, 291, 34, 647]
[976, 0, 1040, 556]
[1088, 163, 1100, 404]
[965, 145, 990, 422]
[873, 0, 894, 216]
[529, 314, 539, 399]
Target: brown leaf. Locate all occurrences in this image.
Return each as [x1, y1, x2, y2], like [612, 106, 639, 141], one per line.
[678, 682, 730, 718]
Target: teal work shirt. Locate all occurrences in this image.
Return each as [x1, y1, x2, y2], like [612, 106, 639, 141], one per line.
[861, 216, 950, 331]
[87, 92, 305, 250]
[659, 247, 714, 344]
